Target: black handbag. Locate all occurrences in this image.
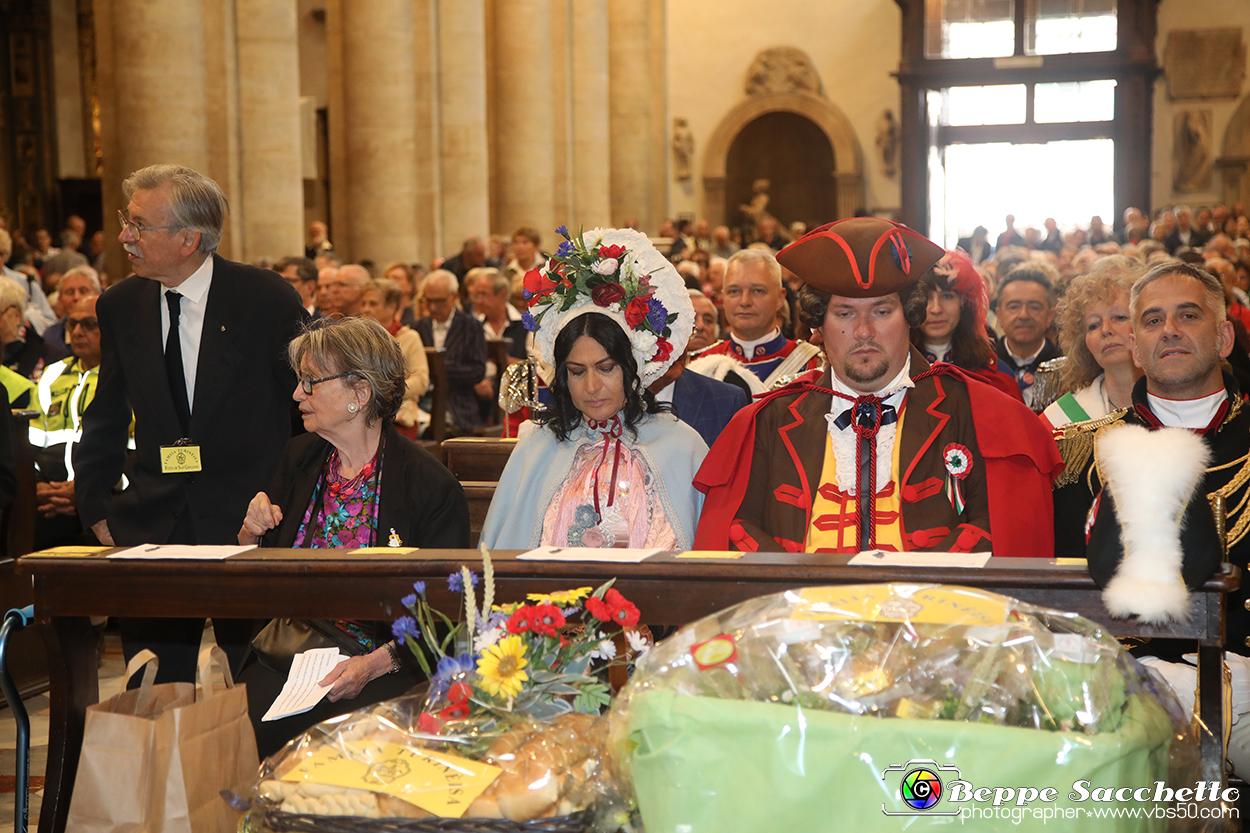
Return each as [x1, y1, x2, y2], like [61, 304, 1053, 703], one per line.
[250, 618, 369, 675]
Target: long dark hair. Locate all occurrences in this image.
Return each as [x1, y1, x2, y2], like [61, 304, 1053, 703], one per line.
[536, 312, 668, 441]
[908, 271, 996, 369]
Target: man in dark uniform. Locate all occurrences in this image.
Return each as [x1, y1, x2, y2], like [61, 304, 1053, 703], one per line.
[695, 218, 1061, 556]
[1053, 261, 1250, 640]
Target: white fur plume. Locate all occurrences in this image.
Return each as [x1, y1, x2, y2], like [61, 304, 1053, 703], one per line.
[1098, 424, 1210, 624]
[687, 353, 767, 395]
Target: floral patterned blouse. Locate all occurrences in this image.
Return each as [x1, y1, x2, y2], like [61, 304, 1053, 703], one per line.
[294, 444, 383, 649]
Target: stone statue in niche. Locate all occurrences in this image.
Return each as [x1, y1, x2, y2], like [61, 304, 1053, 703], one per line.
[1165, 29, 1246, 100]
[745, 47, 822, 97]
[1174, 110, 1213, 193]
[876, 110, 899, 178]
[739, 179, 777, 229]
[672, 117, 694, 181]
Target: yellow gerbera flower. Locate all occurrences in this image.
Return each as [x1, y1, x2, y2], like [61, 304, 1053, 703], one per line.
[492, 602, 523, 614]
[550, 587, 594, 605]
[529, 587, 593, 606]
[477, 634, 529, 699]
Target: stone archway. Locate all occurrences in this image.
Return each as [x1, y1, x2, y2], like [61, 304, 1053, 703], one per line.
[1217, 93, 1250, 206]
[703, 90, 865, 228]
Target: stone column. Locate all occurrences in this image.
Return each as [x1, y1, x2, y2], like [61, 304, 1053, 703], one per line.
[338, 0, 419, 265]
[607, 0, 652, 231]
[235, 0, 304, 261]
[96, 0, 211, 282]
[493, 0, 554, 237]
[438, 0, 490, 254]
[569, 0, 610, 229]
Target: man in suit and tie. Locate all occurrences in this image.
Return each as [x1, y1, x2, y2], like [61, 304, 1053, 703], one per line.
[75, 164, 308, 683]
[649, 347, 750, 448]
[416, 269, 487, 435]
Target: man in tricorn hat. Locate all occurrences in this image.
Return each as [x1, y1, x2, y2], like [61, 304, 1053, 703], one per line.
[694, 218, 1062, 555]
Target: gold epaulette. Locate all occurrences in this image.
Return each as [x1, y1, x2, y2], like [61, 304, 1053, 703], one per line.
[1052, 407, 1131, 488]
[688, 340, 727, 360]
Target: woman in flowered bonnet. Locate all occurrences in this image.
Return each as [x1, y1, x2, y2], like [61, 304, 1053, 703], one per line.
[480, 226, 708, 549]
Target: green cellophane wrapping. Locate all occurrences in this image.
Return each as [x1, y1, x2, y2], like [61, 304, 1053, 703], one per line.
[627, 689, 1174, 832]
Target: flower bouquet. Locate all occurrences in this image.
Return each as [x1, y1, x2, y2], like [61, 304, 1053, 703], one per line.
[245, 552, 645, 832]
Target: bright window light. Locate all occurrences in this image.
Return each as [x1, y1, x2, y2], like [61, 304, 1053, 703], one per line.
[937, 139, 1114, 247]
[945, 85, 1028, 126]
[1034, 80, 1116, 123]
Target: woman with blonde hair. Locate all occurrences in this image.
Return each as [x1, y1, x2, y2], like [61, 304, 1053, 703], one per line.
[1041, 257, 1144, 429]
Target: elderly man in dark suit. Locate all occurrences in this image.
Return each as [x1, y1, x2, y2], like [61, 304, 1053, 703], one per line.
[416, 269, 487, 434]
[75, 163, 307, 683]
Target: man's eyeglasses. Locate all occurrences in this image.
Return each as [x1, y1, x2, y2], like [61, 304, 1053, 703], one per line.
[424, 295, 453, 305]
[298, 371, 355, 395]
[66, 316, 99, 332]
[117, 210, 180, 241]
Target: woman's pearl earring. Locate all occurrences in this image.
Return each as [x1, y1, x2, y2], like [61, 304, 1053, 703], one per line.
[348, 402, 359, 414]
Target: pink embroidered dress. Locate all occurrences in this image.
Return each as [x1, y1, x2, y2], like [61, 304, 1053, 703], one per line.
[540, 414, 677, 549]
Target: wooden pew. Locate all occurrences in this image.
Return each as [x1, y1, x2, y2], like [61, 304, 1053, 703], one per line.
[443, 436, 517, 482]
[461, 481, 496, 547]
[424, 347, 448, 447]
[484, 338, 514, 428]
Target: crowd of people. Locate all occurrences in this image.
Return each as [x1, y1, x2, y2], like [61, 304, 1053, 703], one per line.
[5, 168, 1250, 766]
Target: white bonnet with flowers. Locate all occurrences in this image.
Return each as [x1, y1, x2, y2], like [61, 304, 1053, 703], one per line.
[521, 226, 694, 388]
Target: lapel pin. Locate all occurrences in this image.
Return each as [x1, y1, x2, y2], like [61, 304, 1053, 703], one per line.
[221, 325, 226, 331]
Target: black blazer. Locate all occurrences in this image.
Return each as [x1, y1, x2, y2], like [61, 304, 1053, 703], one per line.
[416, 310, 487, 431]
[75, 254, 308, 545]
[260, 422, 469, 550]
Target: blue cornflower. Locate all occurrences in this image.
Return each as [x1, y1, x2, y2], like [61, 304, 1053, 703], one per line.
[447, 571, 479, 593]
[555, 225, 569, 237]
[430, 653, 477, 700]
[646, 298, 668, 331]
[556, 240, 575, 257]
[401, 593, 417, 608]
[392, 615, 419, 640]
[412, 580, 427, 596]
[522, 310, 538, 332]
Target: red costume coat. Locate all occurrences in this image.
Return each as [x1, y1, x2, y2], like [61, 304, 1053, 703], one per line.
[693, 354, 1063, 556]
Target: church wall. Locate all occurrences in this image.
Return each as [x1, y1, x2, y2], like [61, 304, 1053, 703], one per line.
[1151, 0, 1250, 212]
[665, 0, 901, 226]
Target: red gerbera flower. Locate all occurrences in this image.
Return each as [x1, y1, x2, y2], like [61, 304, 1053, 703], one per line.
[585, 588, 640, 628]
[439, 701, 470, 720]
[447, 681, 473, 704]
[530, 604, 566, 637]
[506, 606, 535, 634]
[418, 712, 443, 734]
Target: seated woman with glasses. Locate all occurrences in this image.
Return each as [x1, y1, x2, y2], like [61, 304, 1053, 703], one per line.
[480, 227, 707, 550]
[236, 316, 469, 757]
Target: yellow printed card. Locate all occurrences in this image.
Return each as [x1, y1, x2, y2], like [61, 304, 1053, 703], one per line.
[281, 742, 501, 818]
[34, 545, 111, 556]
[792, 584, 1009, 626]
[160, 445, 202, 473]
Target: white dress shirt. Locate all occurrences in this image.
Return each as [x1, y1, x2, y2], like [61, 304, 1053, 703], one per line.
[824, 358, 915, 495]
[1146, 389, 1225, 430]
[161, 256, 214, 414]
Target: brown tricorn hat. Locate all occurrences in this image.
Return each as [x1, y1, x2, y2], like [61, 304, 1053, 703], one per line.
[776, 217, 945, 298]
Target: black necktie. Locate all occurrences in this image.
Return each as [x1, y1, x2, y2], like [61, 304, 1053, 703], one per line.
[833, 397, 899, 551]
[165, 290, 191, 434]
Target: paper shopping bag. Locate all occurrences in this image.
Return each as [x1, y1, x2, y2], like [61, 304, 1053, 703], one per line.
[66, 643, 260, 832]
